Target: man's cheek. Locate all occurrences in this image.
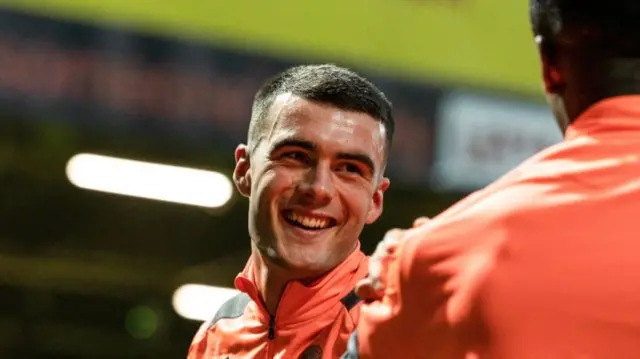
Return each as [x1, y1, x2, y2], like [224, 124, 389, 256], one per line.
[259, 171, 287, 197]
[269, 168, 298, 191]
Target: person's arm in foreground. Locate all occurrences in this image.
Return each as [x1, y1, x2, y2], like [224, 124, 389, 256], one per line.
[346, 215, 500, 358]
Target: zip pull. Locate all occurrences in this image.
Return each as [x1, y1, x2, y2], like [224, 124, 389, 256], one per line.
[268, 315, 276, 340]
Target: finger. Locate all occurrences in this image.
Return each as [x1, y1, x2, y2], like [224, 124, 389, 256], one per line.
[378, 229, 405, 256]
[412, 216, 431, 228]
[381, 228, 405, 246]
[355, 279, 384, 301]
[367, 257, 381, 281]
[371, 238, 390, 260]
[384, 228, 405, 239]
[364, 229, 406, 296]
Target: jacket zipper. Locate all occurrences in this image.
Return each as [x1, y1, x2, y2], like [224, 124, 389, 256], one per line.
[265, 314, 276, 359]
[268, 314, 276, 340]
[265, 282, 287, 358]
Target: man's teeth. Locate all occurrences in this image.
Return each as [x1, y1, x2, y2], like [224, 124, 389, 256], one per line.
[287, 212, 330, 229]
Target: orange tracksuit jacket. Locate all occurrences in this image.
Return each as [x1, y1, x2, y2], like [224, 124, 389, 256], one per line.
[348, 96, 640, 359]
[189, 244, 368, 359]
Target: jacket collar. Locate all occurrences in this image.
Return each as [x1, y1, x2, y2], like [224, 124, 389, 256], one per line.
[566, 95, 640, 140]
[234, 242, 368, 327]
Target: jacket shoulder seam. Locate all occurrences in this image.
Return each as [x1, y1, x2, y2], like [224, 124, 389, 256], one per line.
[206, 292, 252, 330]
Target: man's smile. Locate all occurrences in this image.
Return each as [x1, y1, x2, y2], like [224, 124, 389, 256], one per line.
[281, 209, 337, 231]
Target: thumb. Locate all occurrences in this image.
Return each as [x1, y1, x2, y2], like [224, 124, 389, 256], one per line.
[412, 216, 431, 228]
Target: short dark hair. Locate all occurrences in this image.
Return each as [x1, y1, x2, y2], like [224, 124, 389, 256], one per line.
[530, 0, 640, 56]
[248, 64, 394, 157]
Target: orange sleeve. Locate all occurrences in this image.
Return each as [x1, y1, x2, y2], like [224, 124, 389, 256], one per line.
[355, 215, 503, 359]
[187, 321, 212, 359]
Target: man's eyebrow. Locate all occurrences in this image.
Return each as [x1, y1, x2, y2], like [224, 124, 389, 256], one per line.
[337, 152, 376, 175]
[269, 138, 377, 174]
[269, 138, 316, 153]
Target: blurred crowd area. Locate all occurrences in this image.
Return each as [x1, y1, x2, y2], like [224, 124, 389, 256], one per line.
[0, 2, 561, 358]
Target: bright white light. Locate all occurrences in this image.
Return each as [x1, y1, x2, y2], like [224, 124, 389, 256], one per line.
[172, 284, 241, 321]
[65, 153, 233, 208]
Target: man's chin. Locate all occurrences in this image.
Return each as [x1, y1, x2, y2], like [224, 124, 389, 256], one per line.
[278, 222, 337, 245]
[274, 242, 333, 274]
[257, 241, 329, 274]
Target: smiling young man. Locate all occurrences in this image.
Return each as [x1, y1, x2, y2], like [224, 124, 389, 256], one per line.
[187, 64, 394, 359]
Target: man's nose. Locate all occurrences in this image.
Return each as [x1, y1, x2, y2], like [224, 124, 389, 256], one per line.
[298, 164, 335, 205]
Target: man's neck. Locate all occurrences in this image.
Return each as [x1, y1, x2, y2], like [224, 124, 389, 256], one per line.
[566, 57, 640, 121]
[250, 247, 325, 316]
[249, 248, 292, 315]
[256, 258, 289, 315]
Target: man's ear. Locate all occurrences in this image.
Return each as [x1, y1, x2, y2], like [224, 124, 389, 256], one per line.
[537, 35, 565, 94]
[542, 54, 565, 94]
[365, 177, 390, 224]
[233, 144, 251, 198]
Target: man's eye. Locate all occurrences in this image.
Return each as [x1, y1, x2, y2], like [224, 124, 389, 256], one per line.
[339, 163, 364, 175]
[281, 151, 307, 162]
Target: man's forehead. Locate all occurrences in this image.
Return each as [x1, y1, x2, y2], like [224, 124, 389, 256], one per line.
[268, 92, 299, 122]
[267, 93, 385, 139]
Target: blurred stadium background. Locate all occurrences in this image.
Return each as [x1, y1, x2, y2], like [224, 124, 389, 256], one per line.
[0, 1, 563, 358]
